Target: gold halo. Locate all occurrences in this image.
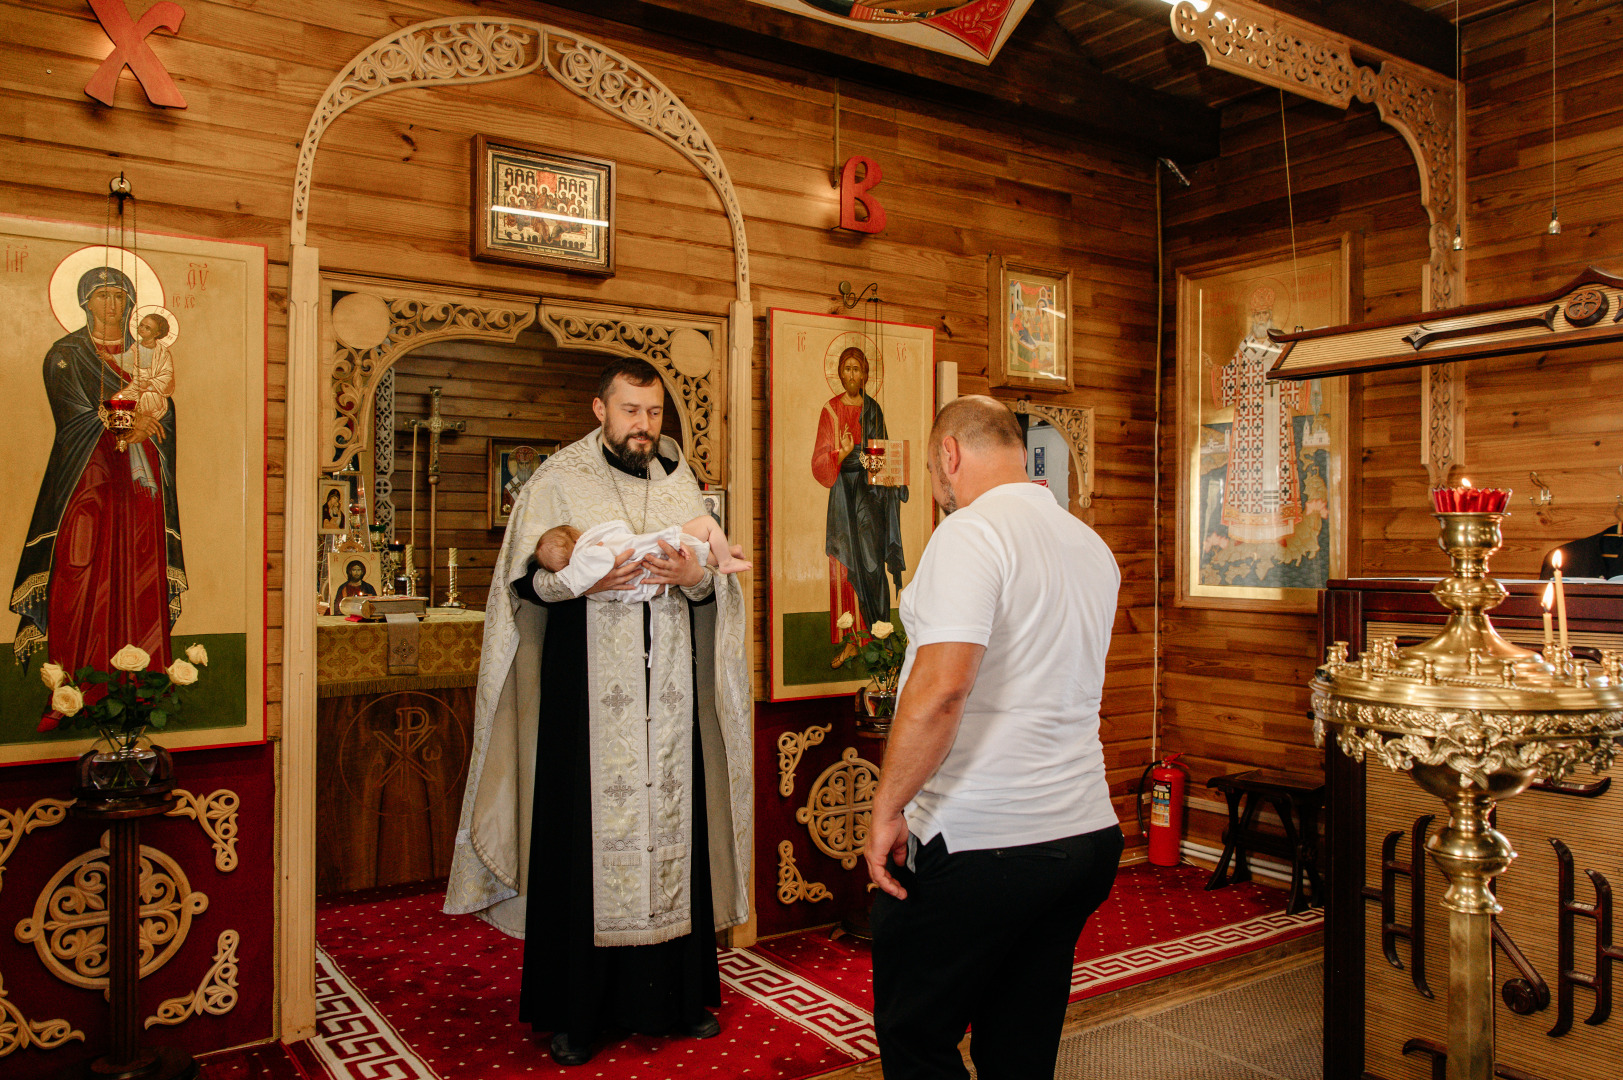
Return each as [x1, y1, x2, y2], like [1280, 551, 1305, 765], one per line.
[129, 305, 180, 349]
[823, 332, 883, 398]
[48, 246, 163, 334]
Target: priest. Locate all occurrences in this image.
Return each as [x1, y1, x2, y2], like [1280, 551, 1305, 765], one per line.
[445, 358, 752, 1066]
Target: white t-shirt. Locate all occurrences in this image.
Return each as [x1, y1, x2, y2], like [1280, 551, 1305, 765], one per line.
[897, 481, 1121, 852]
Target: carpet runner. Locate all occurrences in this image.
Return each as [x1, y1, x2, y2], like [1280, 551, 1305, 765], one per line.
[259, 863, 1318, 1080]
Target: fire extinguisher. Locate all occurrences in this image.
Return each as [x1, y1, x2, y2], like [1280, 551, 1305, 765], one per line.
[1137, 753, 1189, 868]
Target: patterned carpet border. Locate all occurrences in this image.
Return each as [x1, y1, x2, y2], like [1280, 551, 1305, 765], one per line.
[1070, 908, 1323, 997]
[309, 946, 442, 1080]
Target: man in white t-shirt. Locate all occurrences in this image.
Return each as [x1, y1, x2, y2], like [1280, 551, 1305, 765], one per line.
[866, 395, 1124, 1080]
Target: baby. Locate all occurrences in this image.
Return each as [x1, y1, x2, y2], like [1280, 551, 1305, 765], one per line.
[111, 312, 175, 421]
[540, 513, 750, 603]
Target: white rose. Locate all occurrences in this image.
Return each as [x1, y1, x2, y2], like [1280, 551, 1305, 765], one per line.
[871, 621, 894, 639]
[40, 662, 66, 690]
[52, 684, 84, 717]
[837, 612, 855, 630]
[110, 645, 151, 672]
[185, 643, 209, 667]
[166, 660, 199, 686]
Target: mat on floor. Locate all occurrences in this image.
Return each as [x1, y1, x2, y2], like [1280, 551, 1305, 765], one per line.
[269, 862, 1319, 1080]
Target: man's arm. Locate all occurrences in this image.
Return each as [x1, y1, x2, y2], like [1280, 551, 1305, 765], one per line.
[865, 641, 986, 900]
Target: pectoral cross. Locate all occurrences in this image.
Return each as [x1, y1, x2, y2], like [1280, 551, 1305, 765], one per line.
[406, 386, 464, 603]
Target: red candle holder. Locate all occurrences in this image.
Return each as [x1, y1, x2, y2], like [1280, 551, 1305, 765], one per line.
[100, 397, 138, 453]
[1431, 486, 1511, 513]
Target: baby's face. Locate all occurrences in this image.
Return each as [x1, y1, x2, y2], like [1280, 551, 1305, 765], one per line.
[137, 317, 161, 345]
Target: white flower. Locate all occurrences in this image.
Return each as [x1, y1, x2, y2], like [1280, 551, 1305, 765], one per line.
[110, 645, 151, 672]
[185, 643, 209, 667]
[40, 662, 66, 690]
[837, 612, 855, 630]
[52, 684, 84, 717]
[871, 621, 894, 639]
[166, 660, 199, 686]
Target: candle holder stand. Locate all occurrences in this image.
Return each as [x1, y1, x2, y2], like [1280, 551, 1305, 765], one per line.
[1312, 511, 1623, 1080]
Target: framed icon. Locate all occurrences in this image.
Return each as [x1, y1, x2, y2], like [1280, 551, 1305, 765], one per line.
[471, 135, 616, 276]
[318, 478, 349, 536]
[488, 439, 558, 529]
[325, 552, 383, 610]
[988, 256, 1072, 392]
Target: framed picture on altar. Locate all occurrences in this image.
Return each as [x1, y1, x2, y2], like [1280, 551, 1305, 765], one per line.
[471, 135, 616, 276]
[325, 552, 383, 611]
[0, 213, 268, 764]
[1175, 238, 1353, 612]
[768, 308, 936, 701]
[318, 479, 350, 536]
[988, 257, 1072, 392]
[488, 439, 558, 529]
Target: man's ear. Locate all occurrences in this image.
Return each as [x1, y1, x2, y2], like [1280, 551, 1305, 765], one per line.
[940, 435, 961, 475]
[592, 397, 606, 424]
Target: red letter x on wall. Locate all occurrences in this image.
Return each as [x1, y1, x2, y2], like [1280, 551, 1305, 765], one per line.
[85, 0, 188, 109]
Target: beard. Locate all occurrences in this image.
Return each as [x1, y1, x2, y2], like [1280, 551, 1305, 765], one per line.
[937, 478, 959, 516]
[606, 427, 656, 469]
[841, 376, 866, 397]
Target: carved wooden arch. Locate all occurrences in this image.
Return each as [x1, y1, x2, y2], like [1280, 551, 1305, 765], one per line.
[1170, 1, 1464, 482]
[1013, 400, 1096, 509]
[538, 301, 727, 486]
[289, 18, 749, 300]
[326, 288, 537, 474]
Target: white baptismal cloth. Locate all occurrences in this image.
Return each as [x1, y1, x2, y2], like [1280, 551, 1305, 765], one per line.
[554, 520, 710, 603]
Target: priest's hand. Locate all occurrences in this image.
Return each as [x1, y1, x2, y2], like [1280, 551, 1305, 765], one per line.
[583, 549, 640, 595]
[865, 807, 910, 900]
[640, 539, 704, 590]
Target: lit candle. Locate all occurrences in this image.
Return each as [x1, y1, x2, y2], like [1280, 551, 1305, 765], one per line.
[1553, 549, 1569, 653]
[1542, 582, 1556, 657]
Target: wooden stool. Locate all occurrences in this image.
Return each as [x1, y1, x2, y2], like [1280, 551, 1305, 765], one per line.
[1205, 769, 1324, 915]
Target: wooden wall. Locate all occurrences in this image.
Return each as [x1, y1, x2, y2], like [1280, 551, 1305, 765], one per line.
[1159, 91, 1432, 850]
[1157, 0, 1623, 854]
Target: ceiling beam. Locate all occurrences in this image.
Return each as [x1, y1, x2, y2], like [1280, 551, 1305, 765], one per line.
[1261, 0, 1458, 78]
[524, 0, 1220, 162]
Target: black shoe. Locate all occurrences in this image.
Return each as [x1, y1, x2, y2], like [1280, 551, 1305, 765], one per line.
[684, 1013, 722, 1040]
[549, 1033, 594, 1066]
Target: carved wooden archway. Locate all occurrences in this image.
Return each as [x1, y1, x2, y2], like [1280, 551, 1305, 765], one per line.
[280, 19, 756, 1038]
[1013, 400, 1096, 509]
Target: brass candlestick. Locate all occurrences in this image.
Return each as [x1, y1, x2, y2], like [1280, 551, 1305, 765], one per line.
[1312, 511, 1623, 1080]
[442, 547, 466, 610]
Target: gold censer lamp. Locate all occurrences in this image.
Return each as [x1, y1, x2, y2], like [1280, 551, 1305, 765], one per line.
[1312, 509, 1623, 1080]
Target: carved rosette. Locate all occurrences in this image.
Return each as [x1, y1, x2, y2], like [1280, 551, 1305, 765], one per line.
[796, 747, 879, 870]
[1012, 400, 1095, 508]
[15, 839, 207, 990]
[1312, 691, 1623, 789]
[539, 306, 725, 485]
[777, 723, 832, 798]
[776, 841, 833, 905]
[327, 297, 534, 474]
[292, 20, 543, 245]
[543, 31, 750, 298]
[146, 930, 240, 1029]
[167, 789, 241, 873]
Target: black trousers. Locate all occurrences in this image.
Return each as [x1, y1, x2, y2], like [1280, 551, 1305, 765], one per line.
[872, 824, 1125, 1080]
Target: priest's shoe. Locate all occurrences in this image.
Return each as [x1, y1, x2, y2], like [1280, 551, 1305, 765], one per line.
[685, 1013, 722, 1040]
[549, 1033, 594, 1066]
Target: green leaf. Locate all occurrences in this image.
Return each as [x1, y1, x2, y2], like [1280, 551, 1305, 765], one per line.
[104, 699, 124, 717]
[75, 666, 94, 681]
[86, 671, 111, 684]
[149, 710, 167, 729]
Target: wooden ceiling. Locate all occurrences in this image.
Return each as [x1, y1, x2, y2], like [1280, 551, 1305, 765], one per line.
[534, 0, 1503, 161]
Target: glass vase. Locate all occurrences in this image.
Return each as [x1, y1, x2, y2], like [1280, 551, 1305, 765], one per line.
[86, 728, 159, 791]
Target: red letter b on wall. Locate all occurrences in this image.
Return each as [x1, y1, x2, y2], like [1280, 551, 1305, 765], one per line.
[839, 156, 886, 234]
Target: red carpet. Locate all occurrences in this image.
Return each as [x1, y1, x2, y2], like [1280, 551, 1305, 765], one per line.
[277, 863, 1317, 1080]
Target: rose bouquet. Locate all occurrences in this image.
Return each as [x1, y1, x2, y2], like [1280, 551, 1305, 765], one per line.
[833, 612, 908, 716]
[38, 643, 209, 790]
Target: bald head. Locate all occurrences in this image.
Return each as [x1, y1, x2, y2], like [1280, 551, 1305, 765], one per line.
[927, 396, 1029, 513]
[931, 396, 1024, 455]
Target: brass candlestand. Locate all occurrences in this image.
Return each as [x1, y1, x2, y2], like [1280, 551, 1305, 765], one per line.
[1311, 512, 1623, 1080]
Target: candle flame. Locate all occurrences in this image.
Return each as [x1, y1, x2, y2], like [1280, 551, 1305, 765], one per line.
[1554, 550, 1564, 570]
[1543, 582, 1555, 609]
[1461, 477, 1472, 488]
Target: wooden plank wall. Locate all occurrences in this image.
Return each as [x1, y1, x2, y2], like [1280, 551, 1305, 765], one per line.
[1159, 92, 1431, 849]
[1157, 0, 1623, 853]
[0, 0, 1161, 840]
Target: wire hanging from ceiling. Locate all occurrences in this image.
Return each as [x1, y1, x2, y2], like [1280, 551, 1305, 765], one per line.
[1278, 90, 1301, 321]
[1453, 0, 1465, 251]
[1548, 0, 1562, 235]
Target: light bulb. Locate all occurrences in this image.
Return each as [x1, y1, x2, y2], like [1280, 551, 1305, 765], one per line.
[1452, 224, 1464, 251]
[1548, 208, 1562, 235]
